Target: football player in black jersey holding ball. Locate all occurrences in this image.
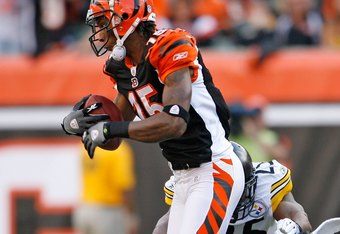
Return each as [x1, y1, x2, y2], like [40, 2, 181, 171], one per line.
[62, 1, 245, 233]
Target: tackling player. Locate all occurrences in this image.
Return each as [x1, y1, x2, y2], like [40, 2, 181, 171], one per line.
[153, 142, 312, 234]
[62, 0, 244, 233]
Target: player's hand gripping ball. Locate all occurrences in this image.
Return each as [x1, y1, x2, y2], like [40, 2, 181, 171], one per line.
[84, 94, 123, 150]
[61, 94, 109, 136]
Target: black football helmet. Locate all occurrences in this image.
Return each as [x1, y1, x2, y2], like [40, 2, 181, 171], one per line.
[231, 141, 257, 222]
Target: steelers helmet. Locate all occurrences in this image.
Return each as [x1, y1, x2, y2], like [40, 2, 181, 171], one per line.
[86, 0, 156, 57]
[231, 141, 257, 221]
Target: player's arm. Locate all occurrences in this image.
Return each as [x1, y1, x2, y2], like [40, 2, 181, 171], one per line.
[82, 68, 192, 157]
[114, 93, 136, 121]
[113, 69, 190, 140]
[127, 67, 191, 142]
[153, 210, 170, 234]
[274, 192, 312, 232]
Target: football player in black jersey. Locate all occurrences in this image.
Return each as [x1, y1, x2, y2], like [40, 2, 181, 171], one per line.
[62, 1, 245, 233]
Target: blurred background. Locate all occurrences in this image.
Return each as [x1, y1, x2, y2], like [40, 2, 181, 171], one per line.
[0, 0, 340, 233]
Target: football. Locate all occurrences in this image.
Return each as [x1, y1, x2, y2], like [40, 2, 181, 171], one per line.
[85, 94, 123, 150]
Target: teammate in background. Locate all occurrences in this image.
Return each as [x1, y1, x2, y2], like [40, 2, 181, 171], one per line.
[153, 142, 312, 234]
[73, 141, 139, 234]
[62, 0, 245, 233]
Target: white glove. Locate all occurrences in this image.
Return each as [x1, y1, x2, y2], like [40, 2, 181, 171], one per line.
[275, 218, 302, 234]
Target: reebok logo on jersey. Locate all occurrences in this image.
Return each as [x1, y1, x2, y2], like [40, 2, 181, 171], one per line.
[169, 105, 180, 115]
[173, 51, 188, 61]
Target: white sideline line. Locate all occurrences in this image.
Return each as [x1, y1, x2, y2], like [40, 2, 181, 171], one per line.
[0, 106, 72, 130]
[0, 104, 340, 130]
[264, 104, 340, 127]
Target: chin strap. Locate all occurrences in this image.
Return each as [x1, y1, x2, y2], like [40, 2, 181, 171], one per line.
[109, 0, 114, 11]
[107, 0, 141, 61]
[110, 17, 141, 61]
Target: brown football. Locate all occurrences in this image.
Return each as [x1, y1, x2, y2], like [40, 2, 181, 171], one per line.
[85, 94, 123, 150]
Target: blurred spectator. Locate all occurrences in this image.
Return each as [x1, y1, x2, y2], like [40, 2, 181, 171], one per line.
[273, 0, 324, 46]
[229, 95, 292, 167]
[0, 0, 37, 54]
[322, 0, 340, 48]
[73, 141, 139, 234]
[34, 0, 90, 56]
[192, 0, 230, 44]
[152, 0, 172, 29]
[229, 0, 277, 47]
[0, 0, 90, 56]
[164, 0, 229, 47]
[249, 0, 324, 65]
[168, 0, 193, 32]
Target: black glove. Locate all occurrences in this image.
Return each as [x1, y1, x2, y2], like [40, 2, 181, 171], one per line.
[82, 122, 109, 158]
[72, 94, 91, 111]
[61, 95, 109, 136]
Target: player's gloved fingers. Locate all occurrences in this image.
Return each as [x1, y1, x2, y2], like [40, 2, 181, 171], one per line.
[83, 132, 97, 159]
[83, 114, 110, 124]
[73, 94, 92, 111]
[82, 102, 103, 115]
[61, 123, 71, 135]
[81, 131, 87, 143]
[61, 123, 82, 136]
[62, 110, 86, 135]
[82, 133, 93, 158]
[79, 115, 109, 130]
[82, 131, 91, 145]
[89, 144, 96, 159]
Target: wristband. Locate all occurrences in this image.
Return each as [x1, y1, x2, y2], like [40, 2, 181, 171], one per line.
[104, 121, 130, 138]
[163, 104, 190, 123]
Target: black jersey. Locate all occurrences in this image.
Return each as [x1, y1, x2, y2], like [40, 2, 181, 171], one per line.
[104, 28, 231, 165]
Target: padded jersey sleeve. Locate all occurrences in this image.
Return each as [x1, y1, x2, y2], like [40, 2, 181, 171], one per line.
[270, 160, 293, 212]
[254, 160, 293, 213]
[147, 28, 199, 83]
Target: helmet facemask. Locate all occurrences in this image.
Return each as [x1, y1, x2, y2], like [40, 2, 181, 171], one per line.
[86, 8, 123, 57]
[85, 0, 156, 59]
[230, 141, 258, 222]
[232, 172, 257, 222]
